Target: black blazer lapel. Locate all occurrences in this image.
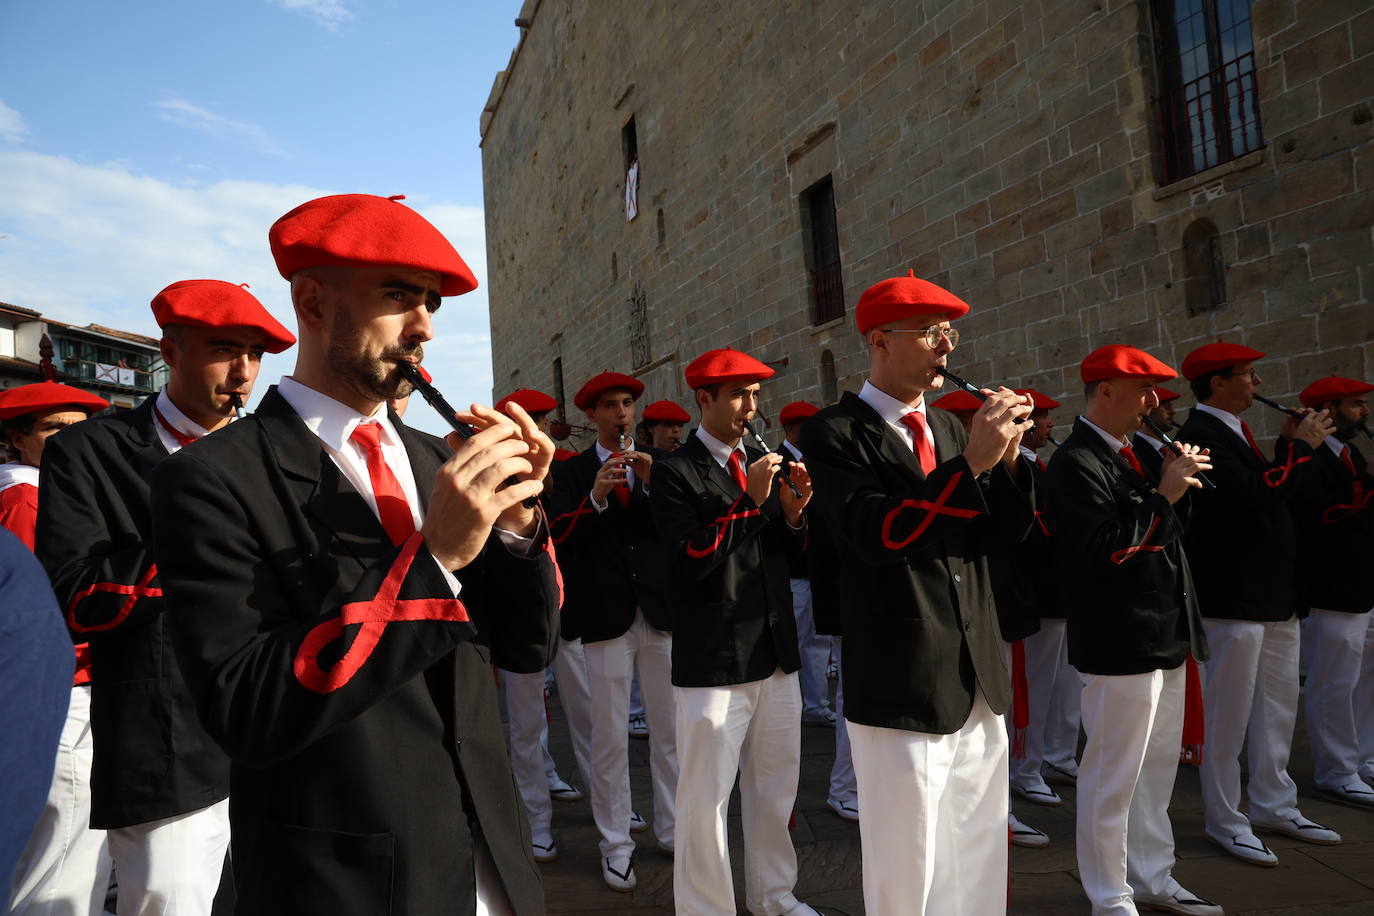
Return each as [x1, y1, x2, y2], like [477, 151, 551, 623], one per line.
[124, 398, 169, 477]
[393, 411, 444, 517]
[841, 391, 924, 483]
[683, 435, 742, 503]
[257, 388, 390, 571]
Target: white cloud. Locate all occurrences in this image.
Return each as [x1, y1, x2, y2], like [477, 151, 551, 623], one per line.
[271, 0, 354, 30]
[0, 150, 495, 436]
[153, 98, 288, 158]
[0, 98, 29, 144]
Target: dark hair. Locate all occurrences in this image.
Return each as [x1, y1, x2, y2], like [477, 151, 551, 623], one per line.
[694, 384, 723, 409]
[1189, 369, 1229, 403]
[1083, 380, 1103, 400]
[3, 413, 36, 462]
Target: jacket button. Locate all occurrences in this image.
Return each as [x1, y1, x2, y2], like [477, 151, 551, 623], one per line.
[963, 621, 972, 632]
[954, 574, 962, 583]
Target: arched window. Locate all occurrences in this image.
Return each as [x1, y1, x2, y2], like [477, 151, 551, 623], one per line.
[820, 349, 838, 404]
[1182, 219, 1226, 315]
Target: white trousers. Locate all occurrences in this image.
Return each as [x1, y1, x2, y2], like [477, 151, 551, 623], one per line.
[1077, 666, 1183, 915]
[104, 799, 230, 916]
[584, 611, 677, 859]
[848, 690, 1008, 916]
[827, 640, 856, 807]
[502, 638, 594, 841]
[8, 685, 112, 916]
[1009, 619, 1076, 784]
[1358, 614, 1374, 780]
[789, 579, 832, 719]
[1304, 608, 1374, 788]
[673, 669, 801, 916]
[1198, 618, 1301, 836]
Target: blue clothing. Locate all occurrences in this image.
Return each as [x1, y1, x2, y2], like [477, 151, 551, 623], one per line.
[0, 527, 72, 886]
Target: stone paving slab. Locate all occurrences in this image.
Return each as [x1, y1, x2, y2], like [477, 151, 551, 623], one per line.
[528, 678, 1374, 914]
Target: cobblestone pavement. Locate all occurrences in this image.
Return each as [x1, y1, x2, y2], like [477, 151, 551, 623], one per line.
[527, 677, 1374, 915]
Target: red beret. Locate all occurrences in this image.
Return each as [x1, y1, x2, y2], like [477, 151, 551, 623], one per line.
[932, 390, 983, 413]
[684, 348, 775, 389]
[1014, 388, 1061, 410]
[1155, 386, 1182, 402]
[0, 382, 109, 421]
[1299, 376, 1374, 408]
[496, 388, 558, 416]
[573, 371, 644, 411]
[269, 194, 478, 297]
[779, 401, 820, 426]
[1080, 345, 1178, 383]
[1181, 342, 1265, 380]
[855, 271, 970, 335]
[642, 400, 691, 423]
[151, 280, 296, 354]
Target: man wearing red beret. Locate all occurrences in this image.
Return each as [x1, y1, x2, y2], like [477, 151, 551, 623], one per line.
[641, 399, 691, 452]
[36, 280, 293, 915]
[650, 347, 817, 916]
[998, 389, 1063, 847]
[547, 370, 678, 891]
[800, 274, 1034, 915]
[491, 386, 597, 865]
[1175, 344, 1345, 859]
[1134, 386, 1182, 480]
[1047, 345, 1218, 915]
[931, 389, 982, 432]
[148, 194, 561, 915]
[1285, 376, 1374, 806]
[1, 382, 114, 914]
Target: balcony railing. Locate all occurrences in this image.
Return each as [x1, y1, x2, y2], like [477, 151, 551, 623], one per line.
[1155, 51, 1263, 183]
[63, 359, 159, 391]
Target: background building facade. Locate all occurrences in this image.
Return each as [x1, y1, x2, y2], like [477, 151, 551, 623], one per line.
[480, 0, 1372, 448]
[1, 301, 164, 409]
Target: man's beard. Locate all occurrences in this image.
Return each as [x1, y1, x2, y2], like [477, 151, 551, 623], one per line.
[327, 308, 423, 403]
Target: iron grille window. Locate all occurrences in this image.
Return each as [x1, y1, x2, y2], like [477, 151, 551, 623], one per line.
[1152, 0, 1263, 183]
[801, 175, 845, 325]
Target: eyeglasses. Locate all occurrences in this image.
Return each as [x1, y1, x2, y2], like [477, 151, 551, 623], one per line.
[881, 326, 960, 349]
[1224, 368, 1260, 381]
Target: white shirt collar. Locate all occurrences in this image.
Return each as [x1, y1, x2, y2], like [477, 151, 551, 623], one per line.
[155, 387, 213, 440]
[594, 436, 635, 462]
[694, 425, 745, 468]
[859, 379, 926, 426]
[276, 376, 397, 453]
[782, 439, 803, 461]
[0, 461, 39, 493]
[1078, 415, 1130, 452]
[1195, 402, 1247, 444]
[1326, 435, 1347, 457]
[1018, 444, 1039, 462]
[1136, 431, 1164, 453]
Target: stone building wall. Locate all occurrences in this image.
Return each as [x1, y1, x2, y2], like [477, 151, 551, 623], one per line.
[480, 0, 1372, 450]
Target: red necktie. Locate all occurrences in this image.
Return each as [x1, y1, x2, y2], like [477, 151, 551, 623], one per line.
[1240, 420, 1267, 462]
[727, 450, 749, 493]
[1119, 444, 1145, 477]
[899, 412, 937, 474]
[154, 407, 200, 448]
[1340, 445, 1357, 476]
[1035, 457, 1048, 472]
[611, 452, 631, 507]
[350, 423, 416, 547]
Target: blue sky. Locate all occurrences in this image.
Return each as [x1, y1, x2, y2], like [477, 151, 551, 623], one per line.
[0, 0, 523, 435]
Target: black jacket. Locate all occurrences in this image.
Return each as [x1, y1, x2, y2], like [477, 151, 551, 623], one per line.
[1046, 418, 1206, 676]
[149, 389, 559, 916]
[547, 444, 673, 641]
[1177, 407, 1308, 622]
[800, 392, 1031, 734]
[649, 434, 802, 687]
[1285, 438, 1374, 613]
[36, 398, 230, 828]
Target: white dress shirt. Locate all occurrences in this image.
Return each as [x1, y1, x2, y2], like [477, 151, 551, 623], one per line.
[153, 388, 216, 455]
[1324, 435, 1347, 459]
[694, 425, 748, 469]
[589, 436, 641, 512]
[1078, 415, 1131, 453]
[859, 379, 936, 456]
[1195, 402, 1248, 446]
[277, 376, 463, 595]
